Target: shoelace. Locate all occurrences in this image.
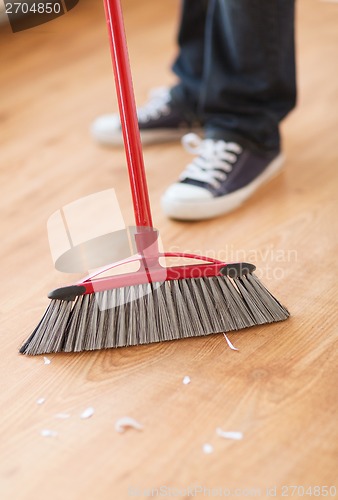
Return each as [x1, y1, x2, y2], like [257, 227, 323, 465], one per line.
[180, 133, 242, 189]
[137, 87, 171, 123]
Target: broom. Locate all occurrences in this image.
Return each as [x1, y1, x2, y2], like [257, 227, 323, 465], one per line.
[19, 0, 289, 355]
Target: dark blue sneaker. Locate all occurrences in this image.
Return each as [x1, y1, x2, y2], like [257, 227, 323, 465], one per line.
[91, 87, 202, 146]
[161, 133, 284, 220]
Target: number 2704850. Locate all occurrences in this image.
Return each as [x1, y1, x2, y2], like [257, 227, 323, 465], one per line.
[5, 3, 61, 15]
[281, 485, 337, 497]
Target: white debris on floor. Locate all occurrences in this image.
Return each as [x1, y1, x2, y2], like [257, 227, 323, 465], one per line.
[41, 429, 58, 437]
[80, 407, 94, 419]
[34, 349, 243, 451]
[115, 416, 143, 433]
[223, 333, 239, 351]
[202, 443, 214, 454]
[216, 428, 243, 440]
[55, 413, 71, 419]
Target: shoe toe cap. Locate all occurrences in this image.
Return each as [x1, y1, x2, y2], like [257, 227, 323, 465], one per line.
[163, 182, 213, 202]
[91, 114, 121, 144]
[161, 182, 213, 220]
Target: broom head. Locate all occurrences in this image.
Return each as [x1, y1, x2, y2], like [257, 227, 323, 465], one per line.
[20, 245, 289, 355]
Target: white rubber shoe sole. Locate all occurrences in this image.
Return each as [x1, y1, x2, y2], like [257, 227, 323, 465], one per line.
[91, 114, 202, 146]
[161, 153, 285, 221]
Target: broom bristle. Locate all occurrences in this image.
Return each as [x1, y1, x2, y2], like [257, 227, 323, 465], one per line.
[20, 273, 289, 355]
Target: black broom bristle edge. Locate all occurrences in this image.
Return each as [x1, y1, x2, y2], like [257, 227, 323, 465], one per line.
[19, 267, 289, 355]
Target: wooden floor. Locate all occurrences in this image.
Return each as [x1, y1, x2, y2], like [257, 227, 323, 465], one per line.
[1, 1, 337, 499]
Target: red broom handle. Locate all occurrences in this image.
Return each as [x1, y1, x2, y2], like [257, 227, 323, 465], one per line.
[103, 0, 153, 229]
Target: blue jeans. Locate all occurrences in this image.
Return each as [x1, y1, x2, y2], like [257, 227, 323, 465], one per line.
[171, 0, 296, 152]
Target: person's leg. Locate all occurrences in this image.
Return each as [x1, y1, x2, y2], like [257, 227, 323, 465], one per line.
[200, 0, 296, 152]
[171, 0, 209, 112]
[161, 0, 297, 220]
[91, 0, 208, 146]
